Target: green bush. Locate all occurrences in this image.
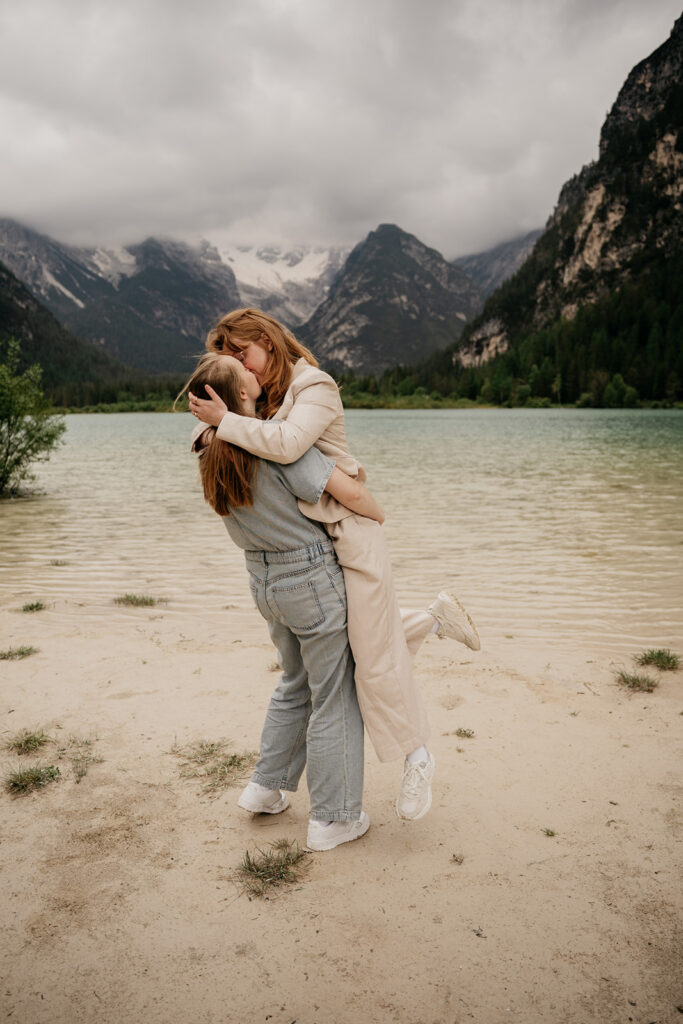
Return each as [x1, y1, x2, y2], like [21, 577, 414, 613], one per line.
[0, 339, 65, 497]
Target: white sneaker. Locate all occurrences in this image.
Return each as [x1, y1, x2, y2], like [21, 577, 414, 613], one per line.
[428, 591, 481, 651]
[307, 811, 370, 851]
[237, 781, 289, 814]
[396, 753, 435, 821]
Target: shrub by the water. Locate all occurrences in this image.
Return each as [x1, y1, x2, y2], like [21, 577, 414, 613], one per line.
[0, 338, 65, 497]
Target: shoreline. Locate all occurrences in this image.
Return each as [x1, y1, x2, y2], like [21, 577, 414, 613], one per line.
[51, 400, 683, 414]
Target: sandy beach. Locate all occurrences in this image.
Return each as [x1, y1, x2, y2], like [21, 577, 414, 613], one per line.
[1, 595, 681, 1024]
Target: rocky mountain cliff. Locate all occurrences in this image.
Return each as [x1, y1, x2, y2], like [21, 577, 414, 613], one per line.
[453, 14, 682, 375]
[452, 230, 542, 298]
[65, 237, 242, 373]
[298, 224, 482, 375]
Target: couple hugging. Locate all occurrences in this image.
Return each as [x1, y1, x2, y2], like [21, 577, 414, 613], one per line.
[181, 308, 480, 852]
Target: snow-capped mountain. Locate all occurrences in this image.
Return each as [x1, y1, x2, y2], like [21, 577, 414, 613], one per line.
[211, 243, 350, 325]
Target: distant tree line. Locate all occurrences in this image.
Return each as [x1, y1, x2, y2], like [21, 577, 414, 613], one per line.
[46, 373, 187, 410]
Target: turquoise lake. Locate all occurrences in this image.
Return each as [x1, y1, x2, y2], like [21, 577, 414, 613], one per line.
[1, 409, 682, 655]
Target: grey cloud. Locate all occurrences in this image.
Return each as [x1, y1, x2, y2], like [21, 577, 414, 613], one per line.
[0, 0, 679, 256]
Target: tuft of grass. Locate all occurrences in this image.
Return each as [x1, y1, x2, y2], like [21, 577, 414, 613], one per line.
[4, 728, 51, 755]
[55, 735, 103, 783]
[114, 594, 166, 607]
[70, 753, 102, 782]
[455, 728, 475, 739]
[0, 645, 38, 661]
[49, 559, 68, 566]
[616, 670, 658, 693]
[237, 839, 310, 898]
[6, 764, 60, 794]
[450, 853, 464, 865]
[21, 601, 46, 613]
[635, 648, 680, 671]
[542, 828, 556, 837]
[171, 738, 257, 795]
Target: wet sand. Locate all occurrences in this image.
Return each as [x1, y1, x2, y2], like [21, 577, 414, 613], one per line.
[1, 598, 681, 1024]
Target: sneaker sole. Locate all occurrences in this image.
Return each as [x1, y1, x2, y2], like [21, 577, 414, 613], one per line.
[237, 793, 290, 814]
[306, 811, 370, 851]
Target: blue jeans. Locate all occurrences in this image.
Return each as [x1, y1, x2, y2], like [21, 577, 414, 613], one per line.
[245, 539, 364, 822]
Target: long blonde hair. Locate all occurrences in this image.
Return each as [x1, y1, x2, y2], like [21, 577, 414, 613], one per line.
[178, 353, 256, 516]
[206, 308, 318, 418]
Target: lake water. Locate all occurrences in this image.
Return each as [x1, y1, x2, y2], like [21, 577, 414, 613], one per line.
[1, 409, 682, 655]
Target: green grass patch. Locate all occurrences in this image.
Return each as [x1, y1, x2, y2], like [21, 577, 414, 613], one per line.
[0, 645, 38, 661]
[616, 670, 658, 693]
[237, 839, 310, 898]
[635, 648, 680, 671]
[21, 601, 46, 613]
[4, 728, 51, 755]
[5, 764, 60, 794]
[171, 738, 257, 795]
[4, 730, 102, 783]
[114, 594, 166, 607]
[542, 828, 556, 837]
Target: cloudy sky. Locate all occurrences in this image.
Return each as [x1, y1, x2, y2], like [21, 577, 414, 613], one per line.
[0, 0, 679, 258]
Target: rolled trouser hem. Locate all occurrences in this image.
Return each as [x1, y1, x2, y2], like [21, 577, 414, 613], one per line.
[251, 772, 298, 793]
[371, 731, 431, 764]
[309, 811, 363, 822]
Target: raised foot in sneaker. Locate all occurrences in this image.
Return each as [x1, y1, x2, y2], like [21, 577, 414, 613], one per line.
[237, 781, 289, 814]
[396, 753, 435, 821]
[307, 811, 370, 851]
[428, 590, 480, 651]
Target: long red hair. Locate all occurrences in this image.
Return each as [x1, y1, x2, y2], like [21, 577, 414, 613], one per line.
[206, 308, 318, 418]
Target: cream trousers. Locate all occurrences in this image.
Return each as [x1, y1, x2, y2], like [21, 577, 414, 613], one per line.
[326, 514, 433, 763]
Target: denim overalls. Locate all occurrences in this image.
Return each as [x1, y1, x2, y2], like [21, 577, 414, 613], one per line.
[222, 450, 364, 822]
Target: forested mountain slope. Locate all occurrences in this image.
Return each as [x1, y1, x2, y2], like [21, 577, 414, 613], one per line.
[400, 15, 682, 406]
